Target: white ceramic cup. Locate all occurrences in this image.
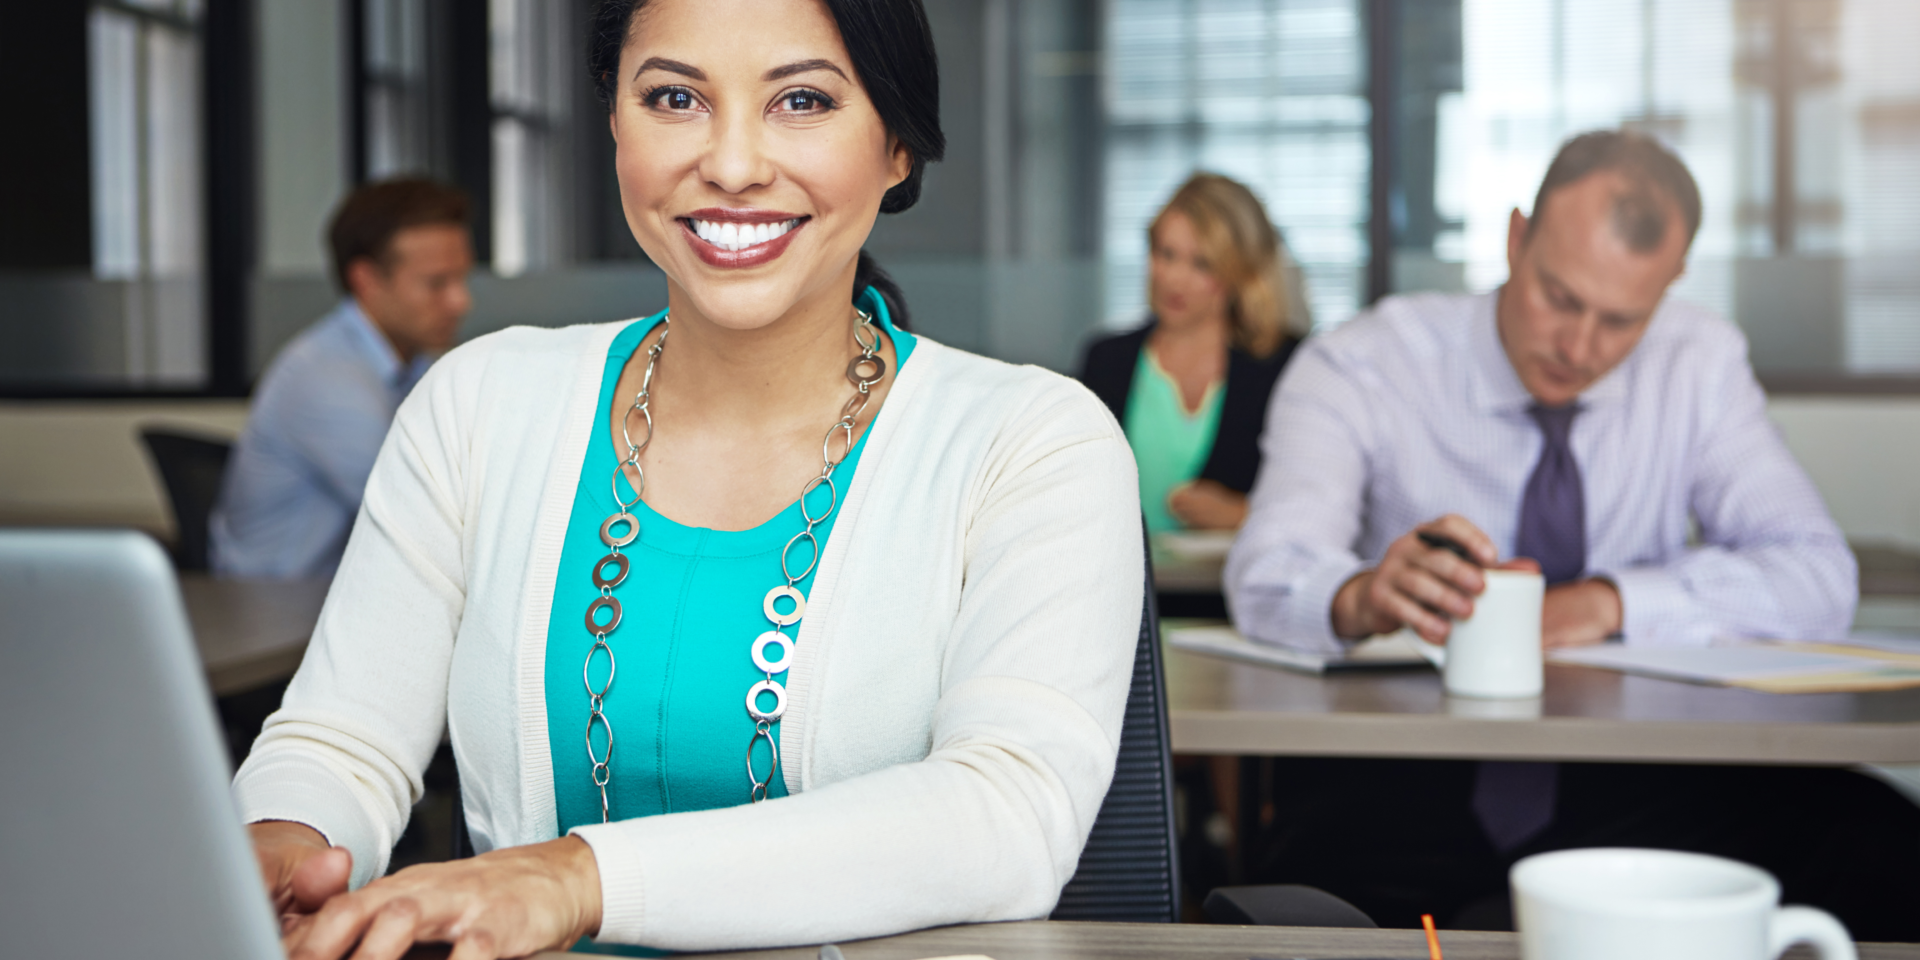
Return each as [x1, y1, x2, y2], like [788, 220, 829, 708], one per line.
[1408, 568, 1544, 699]
[1512, 848, 1857, 960]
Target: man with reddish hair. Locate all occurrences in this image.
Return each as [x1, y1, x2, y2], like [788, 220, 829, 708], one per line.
[212, 178, 473, 579]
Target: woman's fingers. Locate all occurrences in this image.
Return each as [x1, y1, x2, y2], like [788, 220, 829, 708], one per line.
[280, 838, 598, 960]
[286, 891, 369, 960]
[447, 928, 503, 960]
[347, 898, 425, 960]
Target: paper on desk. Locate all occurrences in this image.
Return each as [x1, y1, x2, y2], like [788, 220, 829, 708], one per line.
[1548, 642, 1920, 693]
[1166, 623, 1430, 674]
[1154, 529, 1237, 562]
[1829, 632, 1920, 659]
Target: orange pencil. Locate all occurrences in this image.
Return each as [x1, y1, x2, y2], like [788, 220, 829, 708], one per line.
[1421, 913, 1443, 960]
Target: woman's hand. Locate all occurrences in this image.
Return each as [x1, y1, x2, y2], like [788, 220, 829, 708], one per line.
[1166, 479, 1249, 530]
[280, 835, 603, 960]
[251, 821, 352, 930]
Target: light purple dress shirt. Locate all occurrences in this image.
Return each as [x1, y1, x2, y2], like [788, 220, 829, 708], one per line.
[211, 300, 432, 579]
[1224, 291, 1857, 652]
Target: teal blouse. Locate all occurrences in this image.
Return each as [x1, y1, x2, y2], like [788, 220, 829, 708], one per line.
[1122, 346, 1223, 534]
[545, 289, 916, 833]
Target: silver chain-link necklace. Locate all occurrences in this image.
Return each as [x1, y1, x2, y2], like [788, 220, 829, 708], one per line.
[582, 308, 886, 822]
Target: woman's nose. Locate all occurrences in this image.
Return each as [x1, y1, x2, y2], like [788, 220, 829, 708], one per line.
[700, 110, 775, 194]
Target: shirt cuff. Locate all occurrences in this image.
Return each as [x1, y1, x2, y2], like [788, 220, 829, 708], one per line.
[570, 821, 649, 945]
[1234, 557, 1366, 655]
[1595, 566, 1713, 647]
[233, 755, 386, 889]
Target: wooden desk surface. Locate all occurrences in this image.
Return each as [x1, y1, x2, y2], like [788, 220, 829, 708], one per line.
[533, 920, 1920, 960]
[1166, 645, 1920, 764]
[179, 574, 330, 696]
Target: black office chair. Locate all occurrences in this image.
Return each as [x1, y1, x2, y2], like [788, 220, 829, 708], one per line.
[1050, 534, 1182, 922]
[1052, 526, 1374, 929]
[137, 427, 234, 572]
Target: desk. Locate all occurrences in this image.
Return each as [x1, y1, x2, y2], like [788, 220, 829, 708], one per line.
[180, 574, 330, 696]
[535, 920, 1920, 959]
[1166, 647, 1920, 765]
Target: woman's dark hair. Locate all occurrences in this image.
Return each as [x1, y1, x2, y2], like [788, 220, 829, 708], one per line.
[587, 0, 942, 326]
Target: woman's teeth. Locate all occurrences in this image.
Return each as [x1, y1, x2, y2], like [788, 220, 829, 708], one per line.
[689, 218, 800, 252]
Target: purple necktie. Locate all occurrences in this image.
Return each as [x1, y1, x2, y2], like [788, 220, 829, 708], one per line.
[1513, 403, 1586, 585]
[1471, 406, 1581, 854]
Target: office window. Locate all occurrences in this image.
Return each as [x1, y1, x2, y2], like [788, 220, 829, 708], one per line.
[350, 0, 573, 274]
[1104, 0, 1370, 330]
[490, 0, 571, 276]
[1393, 0, 1920, 377]
[362, 0, 435, 179]
[86, 0, 207, 386]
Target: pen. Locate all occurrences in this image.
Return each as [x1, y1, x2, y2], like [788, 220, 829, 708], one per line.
[1421, 913, 1444, 960]
[1417, 531, 1481, 566]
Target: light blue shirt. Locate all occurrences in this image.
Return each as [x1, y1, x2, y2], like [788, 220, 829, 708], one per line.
[547, 289, 915, 832]
[1226, 291, 1858, 653]
[211, 300, 432, 579]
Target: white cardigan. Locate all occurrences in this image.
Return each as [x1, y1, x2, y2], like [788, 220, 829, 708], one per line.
[232, 319, 1144, 951]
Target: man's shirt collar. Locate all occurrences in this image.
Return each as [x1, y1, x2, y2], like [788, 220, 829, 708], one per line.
[333, 298, 432, 393]
[333, 299, 405, 382]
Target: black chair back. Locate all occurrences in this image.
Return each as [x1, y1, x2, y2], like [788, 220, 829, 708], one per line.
[1050, 536, 1180, 922]
[138, 428, 233, 572]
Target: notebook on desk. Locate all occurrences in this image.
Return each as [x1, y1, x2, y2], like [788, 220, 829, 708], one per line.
[1165, 622, 1432, 675]
[1548, 637, 1920, 693]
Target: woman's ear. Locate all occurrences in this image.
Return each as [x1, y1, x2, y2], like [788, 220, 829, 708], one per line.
[887, 134, 913, 191]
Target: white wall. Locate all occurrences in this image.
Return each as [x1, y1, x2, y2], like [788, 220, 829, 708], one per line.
[1769, 396, 1920, 551]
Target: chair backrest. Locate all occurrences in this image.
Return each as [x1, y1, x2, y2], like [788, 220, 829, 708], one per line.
[1050, 534, 1180, 923]
[139, 427, 234, 571]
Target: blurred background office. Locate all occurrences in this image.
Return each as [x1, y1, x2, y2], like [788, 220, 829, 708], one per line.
[6, 0, 1920, 569]
[3, 0, 1920, 906]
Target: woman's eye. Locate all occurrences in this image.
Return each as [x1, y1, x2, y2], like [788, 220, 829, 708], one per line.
[779, 90, 834, 113]
[646, 87, 697, 111]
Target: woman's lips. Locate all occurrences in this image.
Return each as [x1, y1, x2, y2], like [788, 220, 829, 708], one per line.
[679, 214, 809, 269]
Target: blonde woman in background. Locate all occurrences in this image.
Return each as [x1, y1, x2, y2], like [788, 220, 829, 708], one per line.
[1078, 172, 1310, 533]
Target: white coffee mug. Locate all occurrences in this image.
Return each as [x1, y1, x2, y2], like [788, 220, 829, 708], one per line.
[1407, 568, 1544, 699]
[1512, 848, 1857, 960]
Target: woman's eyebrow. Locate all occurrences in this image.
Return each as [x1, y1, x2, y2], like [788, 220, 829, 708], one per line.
[763, 59, 849, 82]
[634, 57, 706, 81]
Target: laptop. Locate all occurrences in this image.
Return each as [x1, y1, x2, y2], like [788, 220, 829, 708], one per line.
[0, 529, 284, 959]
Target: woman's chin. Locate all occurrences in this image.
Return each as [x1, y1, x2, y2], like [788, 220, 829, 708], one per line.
[669, 276, 822, 333]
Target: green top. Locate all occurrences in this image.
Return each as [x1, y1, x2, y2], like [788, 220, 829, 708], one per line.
[545, 289, 916, 844]
[1122, 345, 1224, 534]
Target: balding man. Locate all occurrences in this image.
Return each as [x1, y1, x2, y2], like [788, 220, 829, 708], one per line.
[1223, 131, 1914, 938]
[1229, 131, 1853, 654]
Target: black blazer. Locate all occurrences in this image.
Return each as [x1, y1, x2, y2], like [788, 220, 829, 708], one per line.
[1076, 320, 1298, 494]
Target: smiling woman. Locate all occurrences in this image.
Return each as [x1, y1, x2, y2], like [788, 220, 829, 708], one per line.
[229, 1, 1142, 958]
